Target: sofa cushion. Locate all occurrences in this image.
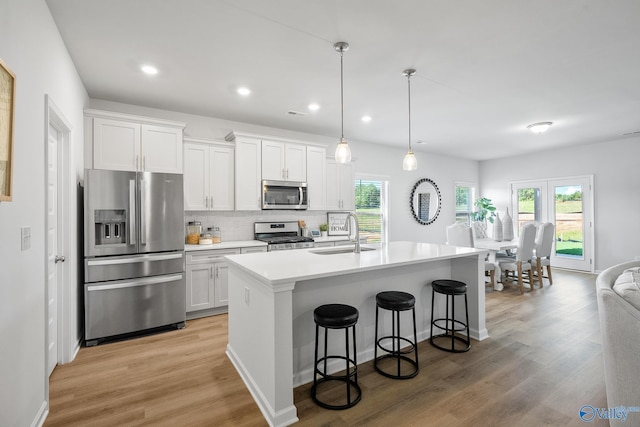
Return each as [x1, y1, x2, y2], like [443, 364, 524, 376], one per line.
[613, 270, 640, 311]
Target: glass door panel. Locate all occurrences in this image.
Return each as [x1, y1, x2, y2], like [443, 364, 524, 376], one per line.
[511, 181, 547, 235]
[549, 177, 592, 271]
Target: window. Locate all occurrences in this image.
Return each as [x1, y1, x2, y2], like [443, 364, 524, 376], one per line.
[354, 177, 388, 243]
[455, 182, 477, 225]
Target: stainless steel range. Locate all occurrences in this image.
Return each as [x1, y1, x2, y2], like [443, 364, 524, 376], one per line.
[255, 221, 314, 251]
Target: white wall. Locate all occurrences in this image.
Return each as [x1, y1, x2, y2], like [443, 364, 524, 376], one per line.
[90, 99, 479, 244]
[0, 0, 88, 425]
[480, 137, 640, 271]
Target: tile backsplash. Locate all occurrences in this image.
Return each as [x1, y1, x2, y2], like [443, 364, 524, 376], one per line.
[185, 210, 330, 241]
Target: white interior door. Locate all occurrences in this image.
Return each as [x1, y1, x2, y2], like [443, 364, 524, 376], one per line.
[46, 123, 60, 376]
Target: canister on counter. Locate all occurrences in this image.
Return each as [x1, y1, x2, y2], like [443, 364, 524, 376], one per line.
[211, 227, 221, 244]
[186, 221, 202, 244]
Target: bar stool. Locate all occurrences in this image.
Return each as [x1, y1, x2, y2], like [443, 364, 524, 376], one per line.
[311, 303, 361, 410]
[374, 291, 419, 379]
[430, 279, 470, 353]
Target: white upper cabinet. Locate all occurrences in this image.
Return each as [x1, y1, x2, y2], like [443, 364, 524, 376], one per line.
[261, 140, 306, 182]
[228, 133, 261, 211]
[141, 124, 183, 173]
[183, 139, 234, 211]
[327, 160, 354, 211]
[306, 146, 326, 210]
[87, 110, 185, 174]
[92, 118, 140, 172]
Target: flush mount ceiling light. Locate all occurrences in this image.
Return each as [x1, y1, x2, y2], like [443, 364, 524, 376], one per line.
[527, 121, 553, 134]
[308, 103, 320, 111]
[361, 115, 372, 123]
[334, 41, 351, 164]
[140, 64, 158, 75]
[237, 87, 251, 96]
[402, 69, 417, 171]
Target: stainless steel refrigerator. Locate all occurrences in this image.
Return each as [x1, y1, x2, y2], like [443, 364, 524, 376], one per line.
[83, 169, 185, 346]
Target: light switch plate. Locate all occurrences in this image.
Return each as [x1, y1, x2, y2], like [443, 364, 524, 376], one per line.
[21, 226, 31, 251]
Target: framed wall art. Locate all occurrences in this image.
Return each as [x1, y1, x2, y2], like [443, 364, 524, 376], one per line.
[0, 57, 15, 202]
[327, 211, 350, 236]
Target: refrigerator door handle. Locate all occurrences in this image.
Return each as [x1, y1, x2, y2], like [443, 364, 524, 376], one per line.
[87, 253, 183, 266]
[140, 179, 147, 245]
[87, 274, 183, 292]
[129, 179, 137, 245]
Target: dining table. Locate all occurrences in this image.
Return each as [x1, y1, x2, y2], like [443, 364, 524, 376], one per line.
[474, 238, 519, 291]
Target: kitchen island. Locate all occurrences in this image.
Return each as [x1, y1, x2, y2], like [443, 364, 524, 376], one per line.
[225, 241, 487, 427]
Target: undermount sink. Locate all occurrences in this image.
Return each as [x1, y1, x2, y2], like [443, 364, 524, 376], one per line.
[310, 246, 376, 255]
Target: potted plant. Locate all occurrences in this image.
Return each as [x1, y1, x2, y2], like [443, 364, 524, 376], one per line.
[319, 223, 328, 237]
[471, 197, 497, 223]
[470, 198, 496, 239]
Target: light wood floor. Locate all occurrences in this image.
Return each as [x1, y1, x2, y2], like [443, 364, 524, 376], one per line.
[46, 270, 608, 426]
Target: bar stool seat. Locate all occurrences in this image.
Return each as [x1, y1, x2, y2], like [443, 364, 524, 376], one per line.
[311, 304, 361, 410]
[430, 279, 470, 353]
[374, 291, 419, 379]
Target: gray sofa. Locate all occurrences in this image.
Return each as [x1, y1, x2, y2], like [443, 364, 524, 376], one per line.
[596, 261, 640, 426]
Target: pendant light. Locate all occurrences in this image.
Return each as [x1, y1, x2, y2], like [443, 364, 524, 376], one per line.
[334, 42, 352, 163]
[402, 69, 417, 171]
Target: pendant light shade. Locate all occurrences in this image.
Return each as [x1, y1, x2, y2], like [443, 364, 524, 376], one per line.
[334, 42, 352, 163]
[403, 149, 417, 170]
[402, 69, 417, 171]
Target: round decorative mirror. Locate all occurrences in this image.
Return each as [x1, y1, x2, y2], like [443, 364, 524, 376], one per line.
[410, 178, 441, 225]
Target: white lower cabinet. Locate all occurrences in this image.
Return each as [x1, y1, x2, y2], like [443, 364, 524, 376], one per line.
[185, 249, 241, 315]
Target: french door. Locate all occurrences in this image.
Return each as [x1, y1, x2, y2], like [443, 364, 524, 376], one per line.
[510, 176, 593, 272]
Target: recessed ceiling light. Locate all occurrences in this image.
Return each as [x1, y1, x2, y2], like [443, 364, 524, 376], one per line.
[141, 65, 158, 75]
[527, 122, 553, 134]
[361, 115, 372, 123]
[308, 103, 320, 111]
[237, 87, 251, 96]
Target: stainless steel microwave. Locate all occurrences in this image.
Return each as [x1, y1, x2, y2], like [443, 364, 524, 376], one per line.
[262, 180, 308, 210]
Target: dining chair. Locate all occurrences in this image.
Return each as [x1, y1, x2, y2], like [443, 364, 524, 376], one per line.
[532, 222, 555, 286]
[446, 223, 495, 287]
[498, 222, 538, 294]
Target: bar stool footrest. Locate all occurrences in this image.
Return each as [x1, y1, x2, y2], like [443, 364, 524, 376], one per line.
[431, 318, 468, 334]
[376, 335, 417, 355]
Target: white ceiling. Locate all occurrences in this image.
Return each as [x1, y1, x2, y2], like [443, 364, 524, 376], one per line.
[46, 0, 640, 160]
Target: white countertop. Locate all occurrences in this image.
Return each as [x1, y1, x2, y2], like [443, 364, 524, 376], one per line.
[225, 241, 485, 286]
[185, 240, 267, 251]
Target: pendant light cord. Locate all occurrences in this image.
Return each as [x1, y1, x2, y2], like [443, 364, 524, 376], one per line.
[407, 72, 412, 151]
[340, 49, 345, 140]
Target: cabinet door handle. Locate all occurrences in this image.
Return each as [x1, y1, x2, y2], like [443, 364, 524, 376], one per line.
[210, 266, 213, 279]
[210, 196, 214, 209]
[143, 156, 146, 171]
[135, 155, 139, 171]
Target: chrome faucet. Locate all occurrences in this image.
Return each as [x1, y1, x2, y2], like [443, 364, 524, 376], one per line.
[344, 212, 361, 253]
